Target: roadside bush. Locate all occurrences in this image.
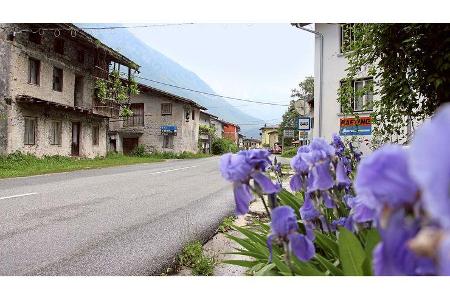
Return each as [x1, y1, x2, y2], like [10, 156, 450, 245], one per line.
[130, 144, 147, 157]
[211, 138, 238, 155]
[280, 147, 297, 158]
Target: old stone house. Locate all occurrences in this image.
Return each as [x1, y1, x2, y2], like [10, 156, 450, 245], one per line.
[109, 83, 206, 154]
[0, 23, 138, 158]
[260, 124, 279, 149]
[242, 137, 261, 149]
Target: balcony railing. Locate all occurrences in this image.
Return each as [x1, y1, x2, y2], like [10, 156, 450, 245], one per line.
[123, 115, 144, 127]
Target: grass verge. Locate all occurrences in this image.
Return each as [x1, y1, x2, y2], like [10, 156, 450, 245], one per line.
[0, 152, 164, 179]
[178, 241, 214, 276]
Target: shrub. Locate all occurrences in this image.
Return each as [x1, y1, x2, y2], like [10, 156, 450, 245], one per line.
[211, 138, 238, 155]
[281, 147, 297, 158]
[130, 144, 147, 157]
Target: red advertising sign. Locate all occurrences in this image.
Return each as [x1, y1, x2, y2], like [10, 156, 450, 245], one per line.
[339, 116, 372, 127]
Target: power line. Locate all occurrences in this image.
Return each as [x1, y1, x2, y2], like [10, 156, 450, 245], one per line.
[80, 24, 195, 30]
[135, 76, 290, 107]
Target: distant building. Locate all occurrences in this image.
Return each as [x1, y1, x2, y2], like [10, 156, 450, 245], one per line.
[223, 122, 240, 145]
[260, 124, 279, 149]
[211, 118, 225, 139]
[109, 83, 206, 154]
[0, 23, 138, 157]
[198, 110, 219, 153]
[242, 137, 261, 149]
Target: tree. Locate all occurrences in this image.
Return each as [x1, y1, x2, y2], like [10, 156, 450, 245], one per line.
[339, 23, 450, 142]
[279, 77, 314, 147]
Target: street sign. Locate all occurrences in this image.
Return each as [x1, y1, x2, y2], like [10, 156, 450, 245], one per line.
[299, 131, 309, 140]
[298, 117, 311, 131]
[283, 129, 295, 138]
[339, 117, 372, 136]
[161, 125, 177, 135]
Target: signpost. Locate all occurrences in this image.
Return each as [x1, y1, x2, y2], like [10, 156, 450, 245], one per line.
[283, 129, 295, 138]
[298, 117, 311, 131]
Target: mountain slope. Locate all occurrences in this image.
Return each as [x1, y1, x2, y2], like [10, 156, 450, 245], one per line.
[80, 24, 263, 138]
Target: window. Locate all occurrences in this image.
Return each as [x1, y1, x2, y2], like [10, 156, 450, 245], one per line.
[77, 50, 85, 64]
[92, 125, 99, 146]
[341, 78, 374, 112]
[52, 67, 63, 92]
[24, 117, 37, 145]
[28, 31, 41, 44]
[74, 76, 83, 106]
[163, 135, 174, 149]
[28, 58, 40, 85]
[54, 38, 64, 55]
[340, 23, 355, 53]
[192, 109, 195, 120]
[50, 121, 62, 145]
[161, 103, 172, 115]
[124, 103, 144, 127]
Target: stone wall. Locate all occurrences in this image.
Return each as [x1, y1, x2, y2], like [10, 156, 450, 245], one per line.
[0, 26, 11, 154]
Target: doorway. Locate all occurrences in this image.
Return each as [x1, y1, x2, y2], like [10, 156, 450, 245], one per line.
[123, 138, 139, 155]
[71, 122, 81, 156]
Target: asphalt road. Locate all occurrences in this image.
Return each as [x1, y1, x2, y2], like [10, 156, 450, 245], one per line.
[0, 157, 234, 275]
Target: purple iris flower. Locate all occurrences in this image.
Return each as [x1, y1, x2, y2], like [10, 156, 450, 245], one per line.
[344, 194, 376, 223]
[349, 142, 362, 162]
[289, 145, 311, 192]
[331, 133, 345, 157]
[372, 210, 435, 275]
[299, 193, 320, 221]
[220, 150, 279, 215]
[321, 191, 335, 208]
[303, 138, 335, 192]
[409, 104, 450, 229]
[354, 144, 419, 216]
[267, 206, 315, 262]
[336, 158, 352, 186]
[331, 217, 354, 232]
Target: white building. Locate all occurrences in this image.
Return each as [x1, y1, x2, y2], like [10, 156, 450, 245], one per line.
[297, 23, 376, 153]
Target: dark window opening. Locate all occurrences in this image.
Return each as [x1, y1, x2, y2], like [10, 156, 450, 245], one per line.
[124, 103, 144, 127]
[77, 50, 85, 64]
[161, 103, 172, 115]
[163, 135, 174, 149]
[54, 38, 64, 55]
[50, 121, 62, 145]
[192, 109, 195, 120]
[92, 125, 99, 146]
[28, 58, 40, 85]
[53, 67, 63, 92]
[28, 31, 41, 44]
[24, 117, 37, 145]
[74, 75, 84, 106]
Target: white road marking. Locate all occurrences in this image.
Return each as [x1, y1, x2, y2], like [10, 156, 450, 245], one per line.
[0, 192, 38, 200]
[146, 165, 198, 175]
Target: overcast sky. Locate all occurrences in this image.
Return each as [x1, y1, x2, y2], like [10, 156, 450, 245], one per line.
[128, 23, 314, 124]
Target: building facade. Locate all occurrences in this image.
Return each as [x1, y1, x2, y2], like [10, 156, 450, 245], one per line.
[0, 23, 137, 158]
[242, 138, 261, 149]
[223, 122, 240, 145]
[199, 111, 219, 153]
[210, 118, 225, 139]
[109, 83, 205, 154]
[310, 23, 376, 153]
[260, 125, 279, 149]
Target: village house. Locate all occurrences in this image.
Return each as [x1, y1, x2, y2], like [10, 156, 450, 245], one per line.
[260, 124, 279, 149]
[210, 118, 225, 139]
[242, 137, 261, 149]
[223, 121, 240, 145]
[109, 83, 206, 154]
[294, 23, 379, 153]
[198, 110, 219, 153]
[0, 23, 138, 157]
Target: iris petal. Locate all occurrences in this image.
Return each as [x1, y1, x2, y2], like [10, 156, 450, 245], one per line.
[233, 183, 253, 215]
[252, 172, 279, 194]
[288, 233, 315, 262]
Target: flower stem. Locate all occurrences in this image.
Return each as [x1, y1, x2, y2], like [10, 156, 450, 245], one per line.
[260, 195, 271, 218]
